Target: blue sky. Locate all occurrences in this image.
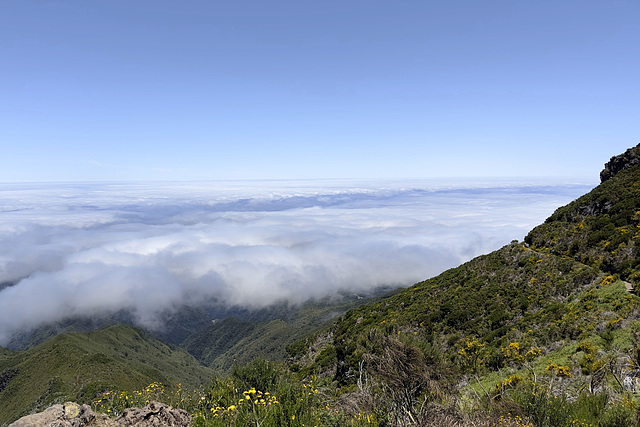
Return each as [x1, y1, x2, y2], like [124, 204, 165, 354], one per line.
[1, 0, 638, 182]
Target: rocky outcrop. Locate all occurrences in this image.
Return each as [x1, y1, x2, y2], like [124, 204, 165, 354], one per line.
[600, 143, 640, 182]
[116, 401, 191, 426]
[8, 401, 190, 427]
[8, 402, 110, 427]
[578, 198, 613, 217]
[0, 368, 18, 393]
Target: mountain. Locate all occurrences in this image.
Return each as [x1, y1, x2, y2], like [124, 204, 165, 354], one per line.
[5, 287, 394, 376]
[286, 144, 640, 425]
[0, 290, 392, 425]
[5, 144, 640, 426]
[0, 324, 214, 426]
[181, 290, 396, 372]
[525, 144, 640, 280]
[4, 306, 212, 352]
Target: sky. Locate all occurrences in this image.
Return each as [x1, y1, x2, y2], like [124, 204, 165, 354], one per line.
[0, 180, 593, 345]
[1, 0, 638, 182]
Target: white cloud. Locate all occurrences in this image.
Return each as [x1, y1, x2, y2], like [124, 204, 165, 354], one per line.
[0, 179, 592, 345]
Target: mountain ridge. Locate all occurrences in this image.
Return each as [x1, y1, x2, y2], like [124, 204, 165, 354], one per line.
[283, 143, 640, 425]
[0, 324, 214, 426]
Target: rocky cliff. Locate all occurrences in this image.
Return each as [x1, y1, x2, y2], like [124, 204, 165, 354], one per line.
[600, 143, 640, 182]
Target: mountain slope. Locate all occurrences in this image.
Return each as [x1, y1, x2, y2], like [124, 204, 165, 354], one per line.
[182, 292, 395, 372]
[0, 346, 12, 360]
[5, 305, 212, 352]
[525, 145, 640, 282]
[291, 240, 613, 379]
[286, 144, 640, 425]
[0, 324, 214, 426]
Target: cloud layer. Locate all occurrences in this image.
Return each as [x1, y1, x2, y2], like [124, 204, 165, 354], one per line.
[0, 179, 592, 345]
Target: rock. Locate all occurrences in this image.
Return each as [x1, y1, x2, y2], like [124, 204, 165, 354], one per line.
[115, 401, 191, 426]
[600, 143, 640, 183]
[0, 367, 19, 393]
[8, 402, 103, 427]
[9, 401, 189, 427]
[578, 198, 613, 217]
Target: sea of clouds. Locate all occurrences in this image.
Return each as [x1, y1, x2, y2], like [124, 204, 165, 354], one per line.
[0, 179, 594, 346]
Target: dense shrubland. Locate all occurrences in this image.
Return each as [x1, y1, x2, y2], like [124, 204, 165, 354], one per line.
[85, 274, 640, 425]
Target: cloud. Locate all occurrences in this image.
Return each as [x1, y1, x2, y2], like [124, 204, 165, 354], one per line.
[0, 179, 592, 345]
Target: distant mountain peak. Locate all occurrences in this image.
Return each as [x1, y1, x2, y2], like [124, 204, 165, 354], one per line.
[600, 143, 640, 182]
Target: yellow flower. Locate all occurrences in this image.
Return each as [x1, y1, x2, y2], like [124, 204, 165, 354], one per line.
[227, 405, 236, 411]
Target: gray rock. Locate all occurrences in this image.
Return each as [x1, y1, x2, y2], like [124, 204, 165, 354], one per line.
[8, 402, 102, 427]
[115, 401, 191, 426]
[9, 401, 190, 427]
[600, 143, 640, 183]
[0, 368, 19, 393]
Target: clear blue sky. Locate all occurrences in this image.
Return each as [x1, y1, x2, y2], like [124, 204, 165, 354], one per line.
[1, 0, 638, 182]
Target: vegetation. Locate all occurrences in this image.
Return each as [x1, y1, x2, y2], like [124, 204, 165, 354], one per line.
[278, 145, 640, 425]
[525, 146, 640, 283]
[89, 359, 385, 426]
[0, 325, 214, 425]
[181, 292, 394, 372]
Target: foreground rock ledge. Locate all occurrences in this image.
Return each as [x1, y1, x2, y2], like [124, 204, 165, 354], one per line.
[9, 401, 191, 427]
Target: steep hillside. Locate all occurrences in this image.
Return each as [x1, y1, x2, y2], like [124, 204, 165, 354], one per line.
[182, 292, 394, 372]
[0, 346, 12, 359]
[0, 324, 214, 426]
[285, 144, 640, 425]
[289, 241, 617, 377]
[5, 305, 212, 351]
[525, 144, 640, 282]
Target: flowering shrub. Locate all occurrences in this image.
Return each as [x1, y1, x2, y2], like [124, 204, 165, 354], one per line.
[93, 381, 165, 416]
[92, 370, 378, 427]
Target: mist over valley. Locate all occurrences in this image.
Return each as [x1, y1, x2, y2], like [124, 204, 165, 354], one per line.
[0, 179, 593, 347]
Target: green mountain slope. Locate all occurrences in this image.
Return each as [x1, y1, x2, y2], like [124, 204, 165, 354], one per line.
[5, 305, 212, 351]
[0, 347, 12, 360]
[0, 324, 214, 426]
[285, 144, 640, 425]
[182, 293, 394, 372]
[525, 144, 640, 282]
[290, 240, 618, 377]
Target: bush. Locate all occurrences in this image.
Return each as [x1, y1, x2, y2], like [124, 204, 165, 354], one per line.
[232, 358, 280, 392]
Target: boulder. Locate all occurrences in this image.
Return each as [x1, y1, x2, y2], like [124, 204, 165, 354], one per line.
[8, 402, 109, 427]
[9, 401, 189, 427]
[116, 401, 191, 426]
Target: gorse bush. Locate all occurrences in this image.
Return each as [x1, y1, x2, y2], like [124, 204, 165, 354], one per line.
[92, 359, 381, 426]
[509, 384, 636, 427]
